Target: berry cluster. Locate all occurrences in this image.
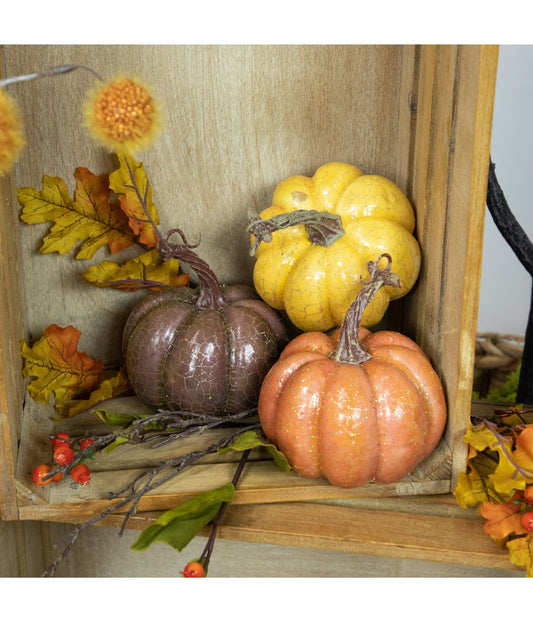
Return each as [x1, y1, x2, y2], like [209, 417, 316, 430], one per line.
[31, 433, 95, 487]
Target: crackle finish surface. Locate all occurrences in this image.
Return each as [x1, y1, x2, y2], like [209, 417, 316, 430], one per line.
[258, 328, 447, 488]
[123, 284, 288, 415]
[252, 162, 421, 332]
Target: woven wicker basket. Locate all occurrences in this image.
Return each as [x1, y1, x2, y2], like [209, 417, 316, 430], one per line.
[473, 332, 524, 398]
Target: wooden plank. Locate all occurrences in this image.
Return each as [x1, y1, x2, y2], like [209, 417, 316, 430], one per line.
[16, 455, 452, 522]
[402, 45, 498, 487]
[441, 45, 499, 486]
[0, 166, 27, 520]
[54, 496, 518, 572]
[215, 502, 517, 571]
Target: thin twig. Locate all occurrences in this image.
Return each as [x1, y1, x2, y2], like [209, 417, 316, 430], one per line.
[0, 64, 103, 87]
[198, 448, 252, 575]
[42, 408, 258, 483]
[42, 423, 260, 577]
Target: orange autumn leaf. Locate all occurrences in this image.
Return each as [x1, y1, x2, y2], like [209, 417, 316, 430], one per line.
[20, 324, 104, 405]
[82, 248, 190, 291]
[513, 426, 533, 468]
[18, 167, 135, 259]
[479, 493, 528, 541]
[109, 151, 160, 248]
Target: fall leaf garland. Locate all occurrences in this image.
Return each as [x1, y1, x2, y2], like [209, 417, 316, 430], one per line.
[453, 406, 533, 576]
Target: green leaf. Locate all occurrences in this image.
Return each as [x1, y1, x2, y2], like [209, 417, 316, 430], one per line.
[130, 483, 235, 553]
[218, 430, 291, 472]
[104, 436, 130, 453]
[95, 409, 145, 427]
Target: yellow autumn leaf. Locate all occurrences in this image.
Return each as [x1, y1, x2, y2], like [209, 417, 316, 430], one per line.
[507, 535, 533, 577]
[20, 324, 104, 404]
[480, 425, 533, 496]
[453, 470, 490, 509]
[18, 167, 136, 259]
[55, 367, 131, 418]
[463, 421, 504, 453]
[81, 248, 189, 291]
[109, 151, 160, 248]
[462, 419, 533, 498]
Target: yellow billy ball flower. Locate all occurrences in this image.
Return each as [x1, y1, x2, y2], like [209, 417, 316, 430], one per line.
[83, 75, 163, 153]
[0, 87, 25, 176]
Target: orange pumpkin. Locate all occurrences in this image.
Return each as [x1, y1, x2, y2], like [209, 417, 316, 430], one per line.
[258, 254, 447, 488]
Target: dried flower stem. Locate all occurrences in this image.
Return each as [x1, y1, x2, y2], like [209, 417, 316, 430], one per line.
[0, 64, 103, 88]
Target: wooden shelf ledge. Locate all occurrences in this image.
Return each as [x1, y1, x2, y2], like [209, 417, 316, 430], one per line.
[91, 494, 518, 573]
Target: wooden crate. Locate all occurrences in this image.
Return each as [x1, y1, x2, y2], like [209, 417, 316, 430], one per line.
[0, 45, 498, 523]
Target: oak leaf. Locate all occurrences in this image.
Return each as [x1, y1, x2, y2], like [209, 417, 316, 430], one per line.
[507, 535, 533, 577]
[109, 151, 159, 248]
[18, 168, 135, 259]
[54, 367, 131, 418]
[463, 420, 533, 498]
[479, 493, 528, 542]
[82, 248, 189, 291]
[20, 324, 104, 404]
[453, 469, 490, 509]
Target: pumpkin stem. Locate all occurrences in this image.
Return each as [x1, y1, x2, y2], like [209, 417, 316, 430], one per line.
[331, 254, 402, 365]
[247, 209, 345, 256]
[159, 228, 225, 309]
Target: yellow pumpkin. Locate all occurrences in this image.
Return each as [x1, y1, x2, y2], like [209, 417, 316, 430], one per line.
[249, 162, 421, 332]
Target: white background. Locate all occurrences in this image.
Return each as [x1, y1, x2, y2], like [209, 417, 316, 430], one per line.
[478, 45, 533, 336]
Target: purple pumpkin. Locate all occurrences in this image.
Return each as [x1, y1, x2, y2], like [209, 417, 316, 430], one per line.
[122, 235, 288, 416]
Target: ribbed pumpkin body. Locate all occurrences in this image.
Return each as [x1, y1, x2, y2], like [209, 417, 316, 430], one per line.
[123, 284, 288, 416]
[251, 162, 421, 332]
[258, 328, 447, 488]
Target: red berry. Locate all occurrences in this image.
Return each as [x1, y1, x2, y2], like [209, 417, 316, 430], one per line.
[180, 561, 205, 578]
[32, 464, 54, 487]
[523, 485, 533, 505]
[80, 438, 95, 451]
[521, 510, 533, 532]
[51, 471, 64, 482]
[70, 463, 91, 486]
[50, 432, 71, 449]
[53, 445, 75, 466]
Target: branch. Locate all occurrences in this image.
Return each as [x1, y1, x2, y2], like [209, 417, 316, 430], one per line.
[198, 448, 251, 575]
[486, 159, 533, 276]
[487, 159, 533, 403]
[42, 422, 260, 577]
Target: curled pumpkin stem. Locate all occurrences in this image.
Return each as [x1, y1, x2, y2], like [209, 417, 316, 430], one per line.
[122, 155, 225, 310]
[247, 209, 345, 256]
[159, 228, 225, 310]
[331, 254, 401, 365]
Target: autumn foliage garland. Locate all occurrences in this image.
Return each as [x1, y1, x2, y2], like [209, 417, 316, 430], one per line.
[453, 406, 533, 576]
